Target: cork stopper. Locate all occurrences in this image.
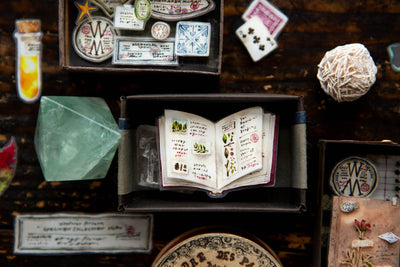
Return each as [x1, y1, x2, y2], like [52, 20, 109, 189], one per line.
[16, 19, 40, 33]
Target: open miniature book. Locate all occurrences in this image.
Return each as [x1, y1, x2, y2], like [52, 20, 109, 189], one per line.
[157, 106, 278, 197]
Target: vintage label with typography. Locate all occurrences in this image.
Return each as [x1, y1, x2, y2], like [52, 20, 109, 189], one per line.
[91, 0, 133, 17]
[150, 0, 215, 20]
[152, 232, 282, 267]
[330, 157, 378, 197]
[14, 213, 153, 254]
[114, 5, 145, 30]
[113, 37, 177, 65]
[73, 16, 118, 62]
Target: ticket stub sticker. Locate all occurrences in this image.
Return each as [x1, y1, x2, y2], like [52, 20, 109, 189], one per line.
[14, 213, 153, 254]
[113, 37, 178, 65]
[114, 5, 145, 30]
[73, 16, 118, 62]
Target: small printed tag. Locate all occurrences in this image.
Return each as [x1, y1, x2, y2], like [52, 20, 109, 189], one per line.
[352, 239, 374, 248]
[242, 0, 288, 39]
[114, 5, 145, 30]
[236, 16, 278, 62]
[91, 0, 133, 18]
[14, 213, 153, 254]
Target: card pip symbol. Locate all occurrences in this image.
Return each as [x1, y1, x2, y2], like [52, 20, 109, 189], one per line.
[253, 36, 260, 43]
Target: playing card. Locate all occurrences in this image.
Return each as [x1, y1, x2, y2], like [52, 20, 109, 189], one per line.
[242, 0, 288, 39]
[236, 16, 278, 62]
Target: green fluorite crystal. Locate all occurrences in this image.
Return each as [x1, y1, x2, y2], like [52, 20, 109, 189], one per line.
[34, 96, 121, 181]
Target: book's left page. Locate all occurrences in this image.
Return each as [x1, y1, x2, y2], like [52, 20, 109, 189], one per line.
[159, 110, 217, 191]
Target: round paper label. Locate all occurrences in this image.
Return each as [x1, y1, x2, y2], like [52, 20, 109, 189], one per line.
[151, 21, 170, 40]
[152, 232, 282, 267]
[330, 157, 378, 197]
[72, 17, 117, 63]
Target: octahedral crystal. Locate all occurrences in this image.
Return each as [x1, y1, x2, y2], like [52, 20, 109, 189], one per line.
[34, 96, 121, 181]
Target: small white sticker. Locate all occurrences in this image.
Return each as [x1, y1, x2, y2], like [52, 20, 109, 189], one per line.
[114, 5, 145, 30]
[379, 232, 400, 244]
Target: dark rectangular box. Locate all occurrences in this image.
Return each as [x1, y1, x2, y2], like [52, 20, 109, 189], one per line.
[117, 94, 308, 213]
[315, 139, 400, 266]
[58, 0, 223, 74]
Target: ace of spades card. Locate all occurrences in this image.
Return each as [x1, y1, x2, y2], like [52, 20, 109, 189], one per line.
[236, 16, 278, 62]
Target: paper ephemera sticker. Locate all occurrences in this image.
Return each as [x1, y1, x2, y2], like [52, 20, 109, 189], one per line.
[14, 213, 153, 254]
[73, 16, 118, 63]
[330, 157, 378, 197]
[242, 0, 288, 39]
[113, 37, 178, 66]
[150, 0, 215, 21]
[175, 21, 211, 57]
[114, 5, 145, 30]
[236, 16, 278, 62]
[91, 0, 133, 18]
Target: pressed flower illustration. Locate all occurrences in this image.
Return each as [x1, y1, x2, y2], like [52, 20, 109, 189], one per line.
[342, 219, 373, 267]
[222, 132, 237, 177]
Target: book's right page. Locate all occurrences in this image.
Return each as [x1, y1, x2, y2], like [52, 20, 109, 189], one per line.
[221, 113, 277, 192]
[215, 106, 264, 190]
[328, 196, 400, 267]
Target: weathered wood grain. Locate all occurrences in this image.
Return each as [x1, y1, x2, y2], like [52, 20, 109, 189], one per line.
[0, 0, 400, 266]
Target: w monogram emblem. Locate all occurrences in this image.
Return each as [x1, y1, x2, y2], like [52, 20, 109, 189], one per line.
[73, 17, 118, 63]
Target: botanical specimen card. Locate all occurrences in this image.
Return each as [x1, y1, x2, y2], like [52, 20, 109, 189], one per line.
[328, 196, 400, 267]
[158, 106, 278, 196]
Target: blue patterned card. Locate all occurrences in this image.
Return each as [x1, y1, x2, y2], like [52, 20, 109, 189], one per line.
[175, 21, 211, 57]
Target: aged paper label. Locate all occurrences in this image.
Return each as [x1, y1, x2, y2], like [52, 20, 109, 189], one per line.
[114, 5, 145, 30]
[14, 213, 153, 254]
[113, 37, 177, 65]
[150, 0, 215, 20]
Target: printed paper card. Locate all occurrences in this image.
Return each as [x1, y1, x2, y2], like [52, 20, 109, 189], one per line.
[14, 213, 153, 254]
[242, 0, 288, 39]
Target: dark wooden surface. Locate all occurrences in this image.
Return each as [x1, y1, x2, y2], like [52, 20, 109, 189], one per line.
[1, 0, 400, 266]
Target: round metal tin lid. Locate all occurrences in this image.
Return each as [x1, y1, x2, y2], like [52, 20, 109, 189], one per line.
[72, 16, 118, 63]
[330, 157, 378, 197]
[152, 228, 282, 267]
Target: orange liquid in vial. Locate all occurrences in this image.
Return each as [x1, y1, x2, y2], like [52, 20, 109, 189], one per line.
[19, 55, 39, 99]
